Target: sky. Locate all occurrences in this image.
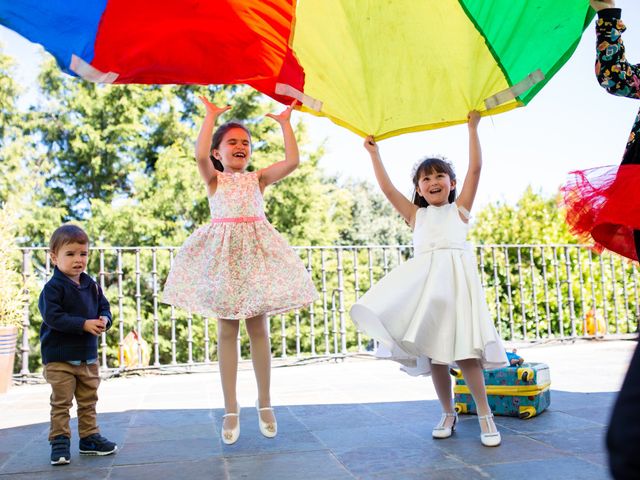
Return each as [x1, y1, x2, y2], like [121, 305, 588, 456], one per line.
[2, 2, 640, 209]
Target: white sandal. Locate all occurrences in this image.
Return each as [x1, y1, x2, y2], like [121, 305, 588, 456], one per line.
[478, 413, 501, 447]
[221, 405, 240, 445]
[255, 400, 277, 438]
[432, 412, 457, 439]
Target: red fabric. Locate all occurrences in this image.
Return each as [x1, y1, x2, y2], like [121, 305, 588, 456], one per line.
[561, 164, 640, 261]
[92, 0, 304, 99]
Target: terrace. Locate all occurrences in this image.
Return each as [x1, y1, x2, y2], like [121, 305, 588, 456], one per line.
[0, 339, 633, 480]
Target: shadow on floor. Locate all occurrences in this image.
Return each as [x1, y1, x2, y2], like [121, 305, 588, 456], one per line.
[0, 390, 614, 480]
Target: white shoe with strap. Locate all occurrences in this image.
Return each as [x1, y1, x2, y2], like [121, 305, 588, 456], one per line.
[478, 413, 501, 447]
[221, 405, 240, 445]
[255, 400, 277, 438]
[432, 412, 458, 439]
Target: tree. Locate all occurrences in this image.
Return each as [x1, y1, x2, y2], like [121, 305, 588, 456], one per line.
[468, 187, 638, 340]
[28, 60, 172, 219]
[471, 186, 575, 245]
[1, 47, 65, 241]
[338, 179, 412, 246]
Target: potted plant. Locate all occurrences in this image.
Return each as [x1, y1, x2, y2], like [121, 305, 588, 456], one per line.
[0, 206, 25, 393]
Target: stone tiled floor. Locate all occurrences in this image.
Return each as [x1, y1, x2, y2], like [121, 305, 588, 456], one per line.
[0, 340, 635, 479]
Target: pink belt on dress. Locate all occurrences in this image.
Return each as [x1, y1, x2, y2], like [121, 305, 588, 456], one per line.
[211, 216, 265, 224]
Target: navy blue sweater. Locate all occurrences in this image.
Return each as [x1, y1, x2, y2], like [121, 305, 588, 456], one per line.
[38, 267, 112, 364]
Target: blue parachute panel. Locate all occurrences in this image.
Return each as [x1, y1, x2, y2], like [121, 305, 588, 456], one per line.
[0, 0, 106, 74]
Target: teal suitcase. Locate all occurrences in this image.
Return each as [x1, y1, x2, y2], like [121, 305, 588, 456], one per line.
[452, 362, 551, 419]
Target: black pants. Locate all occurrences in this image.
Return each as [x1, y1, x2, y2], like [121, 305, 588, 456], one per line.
[606, 230, 640, 479]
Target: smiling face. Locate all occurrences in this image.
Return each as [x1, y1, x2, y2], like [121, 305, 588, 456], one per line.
[416, 170, 455, 207]
[51, 242, 89, 283]
[211, 127, 252, 172]
[412, 158, 457, 207]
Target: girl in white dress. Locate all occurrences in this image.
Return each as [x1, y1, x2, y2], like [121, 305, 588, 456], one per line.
[350, 111, 507, 447]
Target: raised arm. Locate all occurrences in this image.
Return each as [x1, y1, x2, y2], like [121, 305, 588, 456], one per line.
[593, 2, 640, 99]
[455, 111, 482, 217]
[195, 96, 231, 188]
[364, 136, 418, 226]
[259, 101, 300, 188]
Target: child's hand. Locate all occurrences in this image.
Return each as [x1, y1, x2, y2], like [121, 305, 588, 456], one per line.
[364, 135, 379, 154]
[99, 316, 109, 330]
[83, 319, 105, 336]
[590, 0, 615, 11]
[266, 100, 297, 125]
[198, 96, 231, 118]
[467, 110, 481, 129]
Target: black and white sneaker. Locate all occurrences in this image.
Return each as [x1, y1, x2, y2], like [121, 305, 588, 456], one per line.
[50, 435, 71, 465]
[79, 433, 118, 456]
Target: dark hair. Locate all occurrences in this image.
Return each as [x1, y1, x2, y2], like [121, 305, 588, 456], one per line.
[49, 224, 89, 254]
[411, 157, 456, 207]
[209, 121, 252, 172]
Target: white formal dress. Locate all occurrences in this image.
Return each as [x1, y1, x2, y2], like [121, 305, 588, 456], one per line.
[350, 202, 507, 375]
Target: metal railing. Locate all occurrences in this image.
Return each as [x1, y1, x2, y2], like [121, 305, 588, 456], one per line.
[16, 244, 639, 374]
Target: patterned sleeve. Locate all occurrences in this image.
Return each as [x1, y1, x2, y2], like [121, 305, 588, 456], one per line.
[595, 8, 640, 164]
[595, 9, 640, 99]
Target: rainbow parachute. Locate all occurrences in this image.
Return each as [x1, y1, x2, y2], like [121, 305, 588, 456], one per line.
[0, 0, 593, 139]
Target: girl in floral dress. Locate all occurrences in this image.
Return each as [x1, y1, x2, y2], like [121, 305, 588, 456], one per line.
[163, 97, 318, 445]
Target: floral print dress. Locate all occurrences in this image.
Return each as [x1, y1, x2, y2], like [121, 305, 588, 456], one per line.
[562, 8, 640, 261]
[162, 171, 318, 319]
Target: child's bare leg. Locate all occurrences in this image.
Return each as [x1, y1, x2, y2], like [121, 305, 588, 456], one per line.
[218, 318, 240, 430]
[457, 358, 497, 434]
[430, 362, 456, 429]
[245, 314, 275, 424]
